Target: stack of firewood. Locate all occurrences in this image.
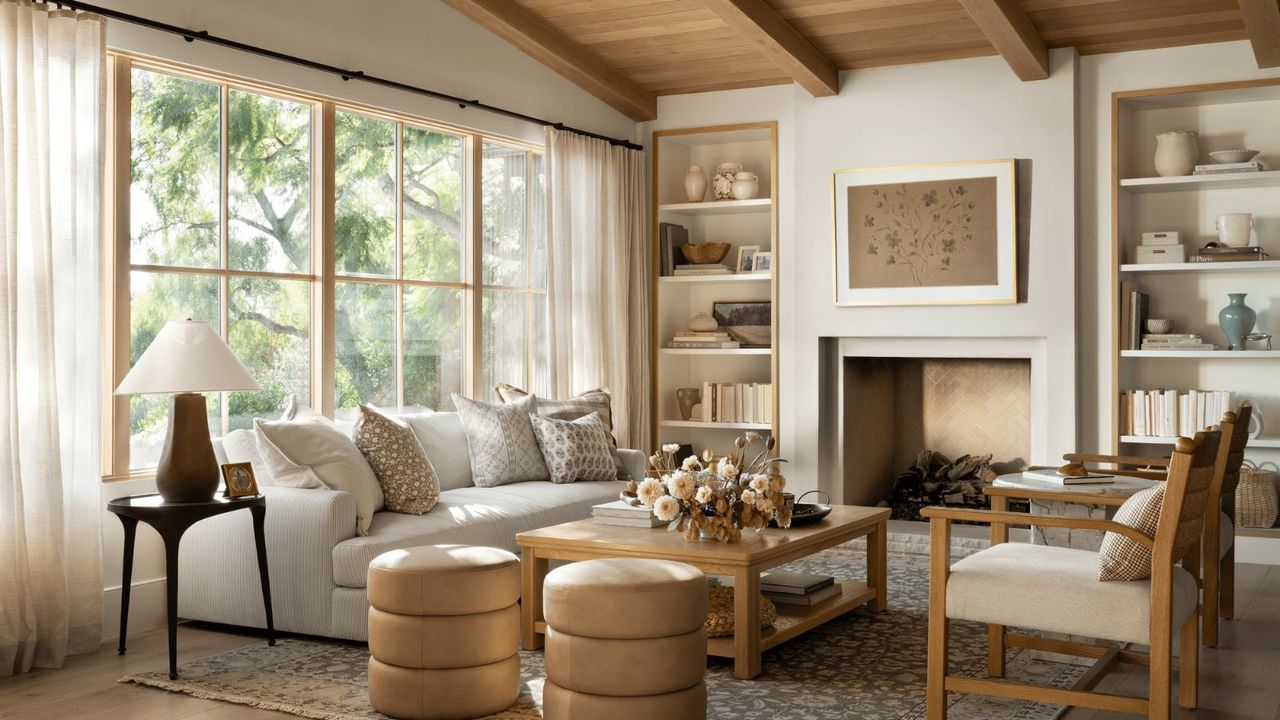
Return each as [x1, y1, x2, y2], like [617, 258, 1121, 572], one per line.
[890, 450, 997, 521]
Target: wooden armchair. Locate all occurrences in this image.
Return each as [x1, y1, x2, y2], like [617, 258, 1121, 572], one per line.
[924, 431, 1221, 720]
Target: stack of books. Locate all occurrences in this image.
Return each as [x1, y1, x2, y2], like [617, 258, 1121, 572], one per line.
[1190, 245, 1270, 263]
[761, 572, 842, 607]
[668, 331, 740, 350]
[700, 382, 772, 424]
[1120, 389, 1236, 437]
[1192, 160, 1264, 175]
[591, 501, 663, 528]
[1021, 468, 1114, 485]
[1117, 283, 1148, 350]
[1140, 333, 1215, 351]
[673, 263, 732, 276]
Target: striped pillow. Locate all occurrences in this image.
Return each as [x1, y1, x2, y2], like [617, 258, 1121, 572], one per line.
[495, 384, 613, 431]
[1098, 484, 1164, 581]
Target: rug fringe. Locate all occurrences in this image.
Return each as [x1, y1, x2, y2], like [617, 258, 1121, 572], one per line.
[119, 675, 372, 720]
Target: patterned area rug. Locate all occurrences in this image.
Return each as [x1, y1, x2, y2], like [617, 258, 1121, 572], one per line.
[122, 547, 1084, 720]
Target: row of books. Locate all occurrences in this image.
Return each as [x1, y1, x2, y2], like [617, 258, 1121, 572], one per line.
[1118, 284, 1148, 351]
[591, 500, 663, 528]
[1140, 333, 1215, 351]
[1192, 160, 1264, 175]
[1120, 389, 1237, 438]
[668, 331, 740, 349]
[1188, 245, 1270, 263]
[699, 381, 773, 424]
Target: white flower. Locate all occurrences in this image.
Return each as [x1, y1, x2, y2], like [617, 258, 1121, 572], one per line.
[636, 478, 664, 506]
[653, 495, 681, 522]
[749, 475, 769, 493]
[717, 458, 739, 481]
[681, 455, 702, 471]
[769, 474, 786, 493]
[662, 443, 681, 454]
[740, 488, 757, 505]
[695, 485, 714, 504]
[666, 470, 696, 500]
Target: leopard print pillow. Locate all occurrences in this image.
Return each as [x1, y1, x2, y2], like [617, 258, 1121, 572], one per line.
[352, 405, 439, 514]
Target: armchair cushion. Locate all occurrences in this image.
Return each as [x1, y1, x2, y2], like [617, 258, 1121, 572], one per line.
[1098, 484, 1163, 581]
[946, 542, 1197, 646]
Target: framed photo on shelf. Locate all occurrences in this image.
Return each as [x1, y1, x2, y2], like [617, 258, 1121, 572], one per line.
[832, 158, 1016, 306]
[221, 462, 260, 498]
[712, 301, 771, 347]
[752, 251, 772, 273]
[736, 245, 760, 273]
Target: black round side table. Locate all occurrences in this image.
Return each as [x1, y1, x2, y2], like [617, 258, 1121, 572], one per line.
[108, 493, 276, 680]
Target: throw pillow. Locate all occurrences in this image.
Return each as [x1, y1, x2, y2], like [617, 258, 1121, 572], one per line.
[495, 384, 628, 480]
[1098, 483, 1165, 581]
[221, 429, 270, 485]
[402, 412, 475, 491]
[254, 400, 384, 536]
[352, 405, 440, 515]
[452, 393, 549, 487]
[530, 412, 618, 484]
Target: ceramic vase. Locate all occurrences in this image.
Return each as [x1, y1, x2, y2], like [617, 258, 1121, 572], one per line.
[1216, 213, 1254, 247]
[1154, 130, 1198, 177]
[684, 165, 707, 203]
[1219, 293, 1257, 351]
[731, 172, 759, 200]
[677, 388, 702, 421]
[713, 162, 742, 200]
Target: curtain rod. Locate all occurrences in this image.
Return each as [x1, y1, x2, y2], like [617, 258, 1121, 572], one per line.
[50, 0, 644, 151]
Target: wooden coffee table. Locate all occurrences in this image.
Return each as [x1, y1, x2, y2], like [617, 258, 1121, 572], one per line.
[516, 504, 889, 679]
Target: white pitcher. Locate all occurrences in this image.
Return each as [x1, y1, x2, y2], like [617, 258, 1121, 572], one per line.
[1216, 213, 1254, 247]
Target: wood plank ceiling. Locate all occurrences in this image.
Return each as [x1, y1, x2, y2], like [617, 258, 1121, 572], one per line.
[447, 0, 1275, 119]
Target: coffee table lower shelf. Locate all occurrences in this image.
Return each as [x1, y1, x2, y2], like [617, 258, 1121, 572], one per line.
[707, 579, 875, 657]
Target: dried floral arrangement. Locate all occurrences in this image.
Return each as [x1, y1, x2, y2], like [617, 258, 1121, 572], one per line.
[630, 433, 792, 543]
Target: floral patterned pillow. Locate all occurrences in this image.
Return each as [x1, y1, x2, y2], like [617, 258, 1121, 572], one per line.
[352, 405, 439, 515]
[529, 412, 617, 484]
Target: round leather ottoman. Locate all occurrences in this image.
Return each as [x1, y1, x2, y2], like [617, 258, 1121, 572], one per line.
[542, 558, 707, 719]
[366, 545, 521, 720]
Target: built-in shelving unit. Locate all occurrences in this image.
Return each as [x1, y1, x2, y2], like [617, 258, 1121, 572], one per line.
[651, 122, 779, 457]
[1111, 79, 1280, 537]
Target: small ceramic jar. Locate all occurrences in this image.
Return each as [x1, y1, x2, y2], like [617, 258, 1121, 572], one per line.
[712, 162, 741, 200]
[731, 172, 759, 200]
[1154, 130, 1198, 177]
[684, 165, 707, 203]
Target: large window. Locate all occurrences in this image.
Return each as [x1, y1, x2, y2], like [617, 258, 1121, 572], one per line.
[111, 57, 546, 475]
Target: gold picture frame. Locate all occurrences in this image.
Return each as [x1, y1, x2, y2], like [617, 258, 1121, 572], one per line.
[221, 462, 260, 498]
[831, 158, 1017, 307]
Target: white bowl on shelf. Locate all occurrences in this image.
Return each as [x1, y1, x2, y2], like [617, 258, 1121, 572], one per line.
[1208, 149, 1260, 164]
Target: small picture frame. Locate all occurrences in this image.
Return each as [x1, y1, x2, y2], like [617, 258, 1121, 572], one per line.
[752, 251, 773, 274]
[736, 245, 760, 273]
[221, 462, 260, 498]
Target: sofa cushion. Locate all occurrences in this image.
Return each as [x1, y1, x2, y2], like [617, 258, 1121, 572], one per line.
[332, 480, 628, 587]
[453, 393, 549, 487]
[531, 412, 617, 484]
[353, 405, 440, 515]
[402, 412, 473, 491]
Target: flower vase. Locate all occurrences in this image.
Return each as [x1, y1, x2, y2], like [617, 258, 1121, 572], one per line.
[684, 165, 707, 203]
[1154, 130, 1198, 177]
[1219, 293, 1257, 351]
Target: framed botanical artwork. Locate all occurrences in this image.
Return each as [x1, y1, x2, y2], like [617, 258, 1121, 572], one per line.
[736, 245, 760, 273]
[221, 462, 260, 498]
[832, 158, 1016, 306]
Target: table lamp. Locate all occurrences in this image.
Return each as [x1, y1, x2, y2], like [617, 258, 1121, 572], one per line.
[114, 319, 261, 503]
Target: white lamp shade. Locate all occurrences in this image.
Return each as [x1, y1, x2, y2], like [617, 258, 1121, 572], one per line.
[114, 319, 261, 395]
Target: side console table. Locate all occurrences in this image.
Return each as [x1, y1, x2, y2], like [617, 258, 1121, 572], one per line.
[108, 493, 275, 679]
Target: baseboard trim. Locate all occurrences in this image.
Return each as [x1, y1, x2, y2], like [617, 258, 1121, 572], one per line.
[102, 577, 168, 642]
[1235, 534, 1280, 566]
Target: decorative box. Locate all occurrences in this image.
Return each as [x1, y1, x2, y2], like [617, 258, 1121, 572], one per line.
[1140, 231, 1180, 246]
[1135, 244, 1186, 264]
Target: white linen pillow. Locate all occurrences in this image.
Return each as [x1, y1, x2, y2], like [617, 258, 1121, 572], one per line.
[254, 401, 384, 535]
[222, 429, 272, 486]
[402, 412, 475, 491]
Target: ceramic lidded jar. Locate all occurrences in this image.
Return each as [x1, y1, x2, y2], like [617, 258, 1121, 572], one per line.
[712, 162, 742, 200]
[684, 165, 707, 203]
[731, 172, 759, 200]
[1154, 130, 1198, 177]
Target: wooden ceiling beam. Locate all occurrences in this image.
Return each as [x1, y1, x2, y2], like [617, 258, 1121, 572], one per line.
[956, 0, 1050, 81]
[701, 0, 840, 97]
[1238, 0, 1280, 68]
[438, 0, 657, 121]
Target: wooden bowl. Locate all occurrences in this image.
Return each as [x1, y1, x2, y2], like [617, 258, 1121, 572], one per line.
[681, 242, 730, 265]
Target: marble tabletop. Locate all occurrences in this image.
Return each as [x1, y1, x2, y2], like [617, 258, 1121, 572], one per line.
[994, 472, 1160, 498]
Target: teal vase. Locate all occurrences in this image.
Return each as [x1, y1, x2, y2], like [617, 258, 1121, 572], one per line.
[1218, 293, 1256, 351]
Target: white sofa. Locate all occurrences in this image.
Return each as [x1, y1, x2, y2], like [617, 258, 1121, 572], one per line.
[177, 411, 644, 641]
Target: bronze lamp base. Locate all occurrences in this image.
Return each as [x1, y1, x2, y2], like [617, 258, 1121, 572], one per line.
[155, 392, 220, 503]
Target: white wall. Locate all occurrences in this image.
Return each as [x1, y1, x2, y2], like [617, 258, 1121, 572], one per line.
[96, 0, 636, 639]
[644, 49, 1080, 499]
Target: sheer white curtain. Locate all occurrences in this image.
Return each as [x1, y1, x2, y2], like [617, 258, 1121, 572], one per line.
[0, 1, 106, 675]
[545, 129, 649, 449]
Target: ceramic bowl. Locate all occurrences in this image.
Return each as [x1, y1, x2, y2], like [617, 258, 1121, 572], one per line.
[1146, 318, 1173, 334]
[1208, 149, 1260, 164]
[681, 242, 730, 265]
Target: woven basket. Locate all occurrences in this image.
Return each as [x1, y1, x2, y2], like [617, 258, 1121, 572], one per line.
[705, 585, 777, 638]
[1236, 460, 1278, 529]
[681, 242, 730, 265]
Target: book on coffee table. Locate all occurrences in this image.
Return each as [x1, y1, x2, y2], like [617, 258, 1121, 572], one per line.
[765, 583, 844, 607]
[591, 500, 662, 527]
[759, 571, 835, 596]
[1021, 469, 1115, 485]
[593, 514, 664, 528]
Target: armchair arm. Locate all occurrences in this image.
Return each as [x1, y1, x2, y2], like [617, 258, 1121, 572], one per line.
[617, 448, 648, 481]
[920, 506, 1154, 549]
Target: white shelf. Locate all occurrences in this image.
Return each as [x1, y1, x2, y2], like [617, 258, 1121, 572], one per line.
[659, 272, 771, 285]
[658, 198, 772, 215]
[1120, 260, 1280, 274]
[1121, 350, 1280, 358]
[1121, 435, 1280, 449]
[1119, 170, 1280, 193]
[659, 348, 771, 356]
[660, 420, 772, 430]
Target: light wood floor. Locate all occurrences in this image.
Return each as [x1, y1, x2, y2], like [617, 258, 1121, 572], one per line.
[2, 563, 1277, 720]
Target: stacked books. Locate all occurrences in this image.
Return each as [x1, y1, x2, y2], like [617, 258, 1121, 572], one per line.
[1021, 468, 1114, 485]
[1120, 389, 1236, 438]
[668, 331, 740, 350]
[761, 572, 842, 607]
[1189, 245, 1270, 263]
[1192, 161, 1264, 175]
[1141, 333, 1215, 351]
[673, 263, 732, 276]
[1118, 283, 1148, 350]
[591, 500, 663, 528]
[658, 223, 689, 276]
[700, 382, 772, 424]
